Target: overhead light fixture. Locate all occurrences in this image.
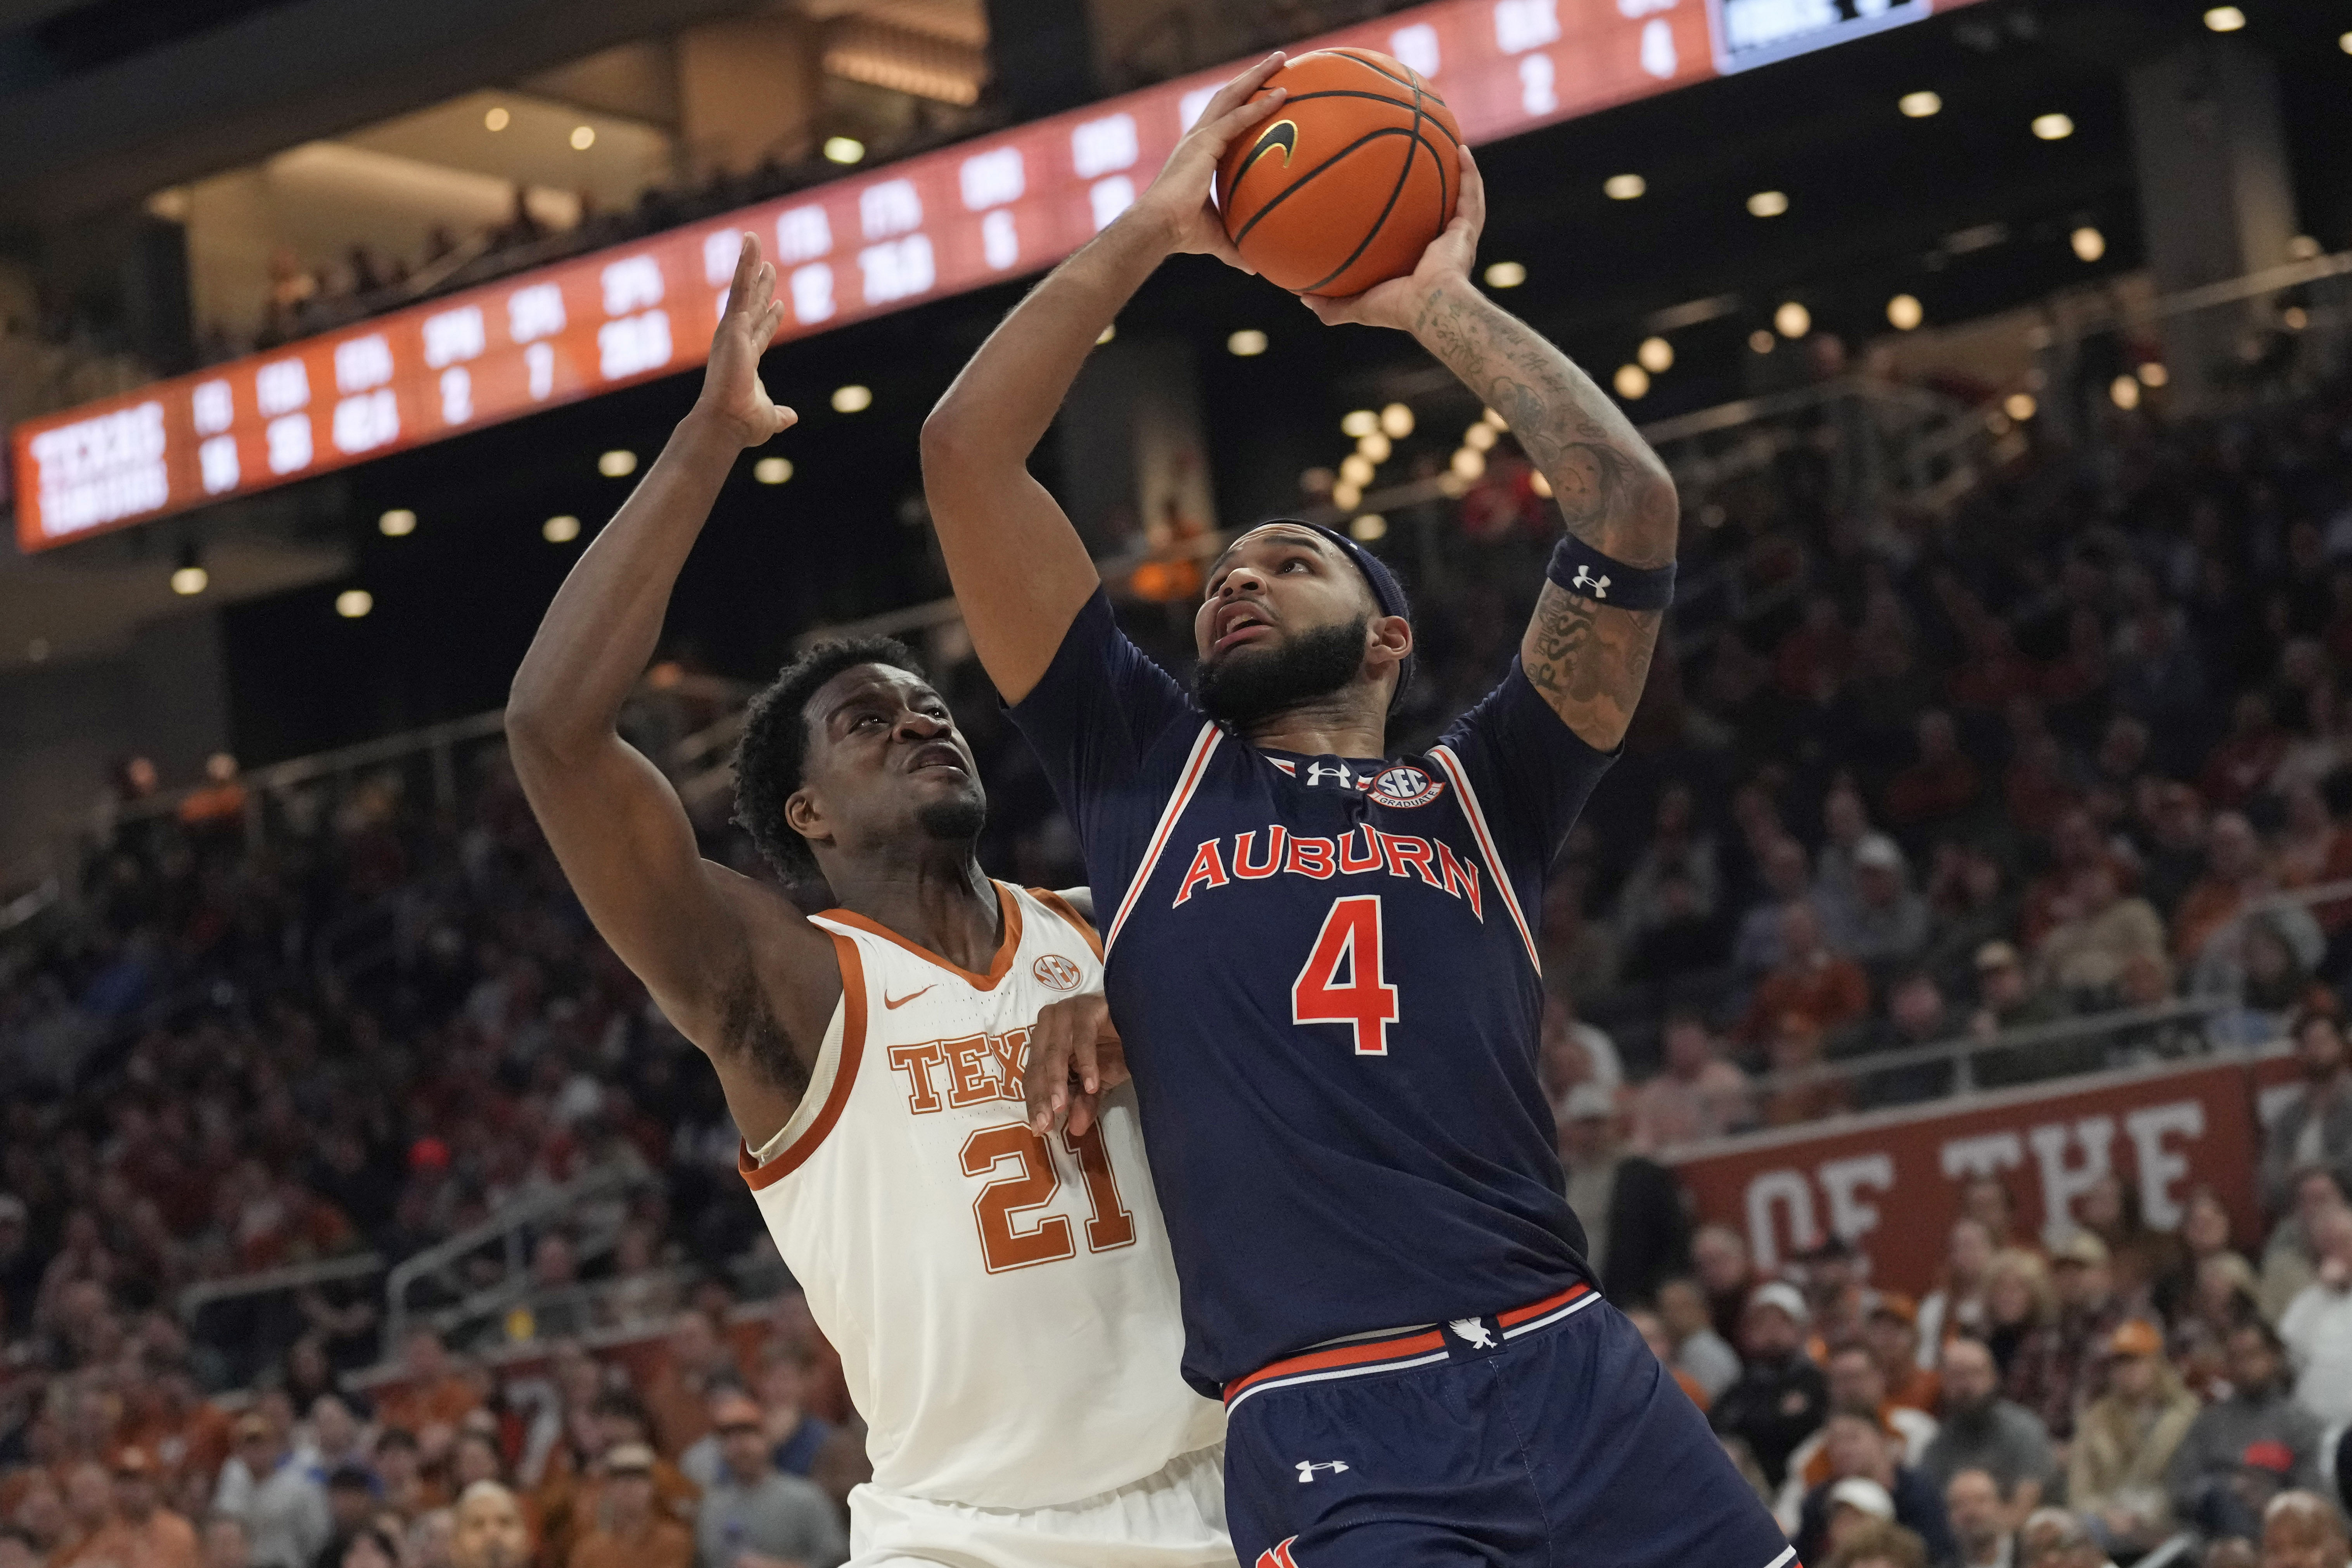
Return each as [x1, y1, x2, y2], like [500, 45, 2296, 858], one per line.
[1899, 91, 1942, 119]
[1450, 448, 1486, 480]
[823, 136, 866, 165]
[378, 508, 417, 536]
[2004, 392, 2038, 422]
[1749, 329, 1776, 355]
[1339, 454, 1375, 488]
[2110, 375, 2142, 411]
[1356, 431, 1392, 463]
[2342, 29, 2351, 53]
[1332, 480, 1362, 510]
[2032, 113, 2075, 141]
[598, 449, 637, 478]
[1748, 190, 1790, 218]
[831, 384, 872, 413]
[1614, 364, 1651, 400]
[1530, 472, 1552, 498]
[1095, 323, 1116, 345]
[1775, 302, 1812, 339]
[1481, 407, 1508, 430]
[2204, 5, 2246, 31]
[753, 457, 793, 484]
[1379, 403, 1414, 439]
[336, 589, 374, 619]
[2138, 362, 2170, 388]
[1638, 336, 1674, 373]
[2284, 306, 2310, 332]
[543, 515, 581, 543]
[1484, 261, 1527, 289]
[2072, 226, 2107, 263]
[570, 125, 597, 151]
[1226, 329, 1268, 357]
[1604, 174, 1646, 201]
[1887, 294, 1924, 331]
[170, 545, 208, 596]
[1341, 410, 1379, 439]
[1464, 422, 1498, 452]
[1350, 514, 1387, 542]
[484, 107, 510, 132]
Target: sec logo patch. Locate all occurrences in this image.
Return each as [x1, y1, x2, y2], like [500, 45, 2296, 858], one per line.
[1032, 954, 1083, 991]
[1367, 764, 1446, 809]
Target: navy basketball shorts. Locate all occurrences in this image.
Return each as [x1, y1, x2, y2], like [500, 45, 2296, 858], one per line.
[1220, 1285, 1799, 1568]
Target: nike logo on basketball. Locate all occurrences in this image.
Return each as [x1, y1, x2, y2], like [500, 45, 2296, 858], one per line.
[883, 985, 936, 1010]
[1249, 119, 1298, 168]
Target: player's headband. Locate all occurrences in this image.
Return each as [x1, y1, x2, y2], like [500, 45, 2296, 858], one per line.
[1243, 519, 1416, 714]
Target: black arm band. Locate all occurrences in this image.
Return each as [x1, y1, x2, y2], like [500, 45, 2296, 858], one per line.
[1546, 535, 1676, 611]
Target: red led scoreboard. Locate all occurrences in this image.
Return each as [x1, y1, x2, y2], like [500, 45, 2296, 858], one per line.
[10, 0, 1985, 551]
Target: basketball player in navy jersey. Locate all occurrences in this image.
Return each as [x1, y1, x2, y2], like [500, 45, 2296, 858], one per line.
[921, 53, 1795, 1568]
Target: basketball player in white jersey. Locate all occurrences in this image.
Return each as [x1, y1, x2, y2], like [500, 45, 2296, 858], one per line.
[507, 236, 1226, 1566]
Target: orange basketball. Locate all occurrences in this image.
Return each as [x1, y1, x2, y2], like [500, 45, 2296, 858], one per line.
[1214, 48, 1463, 298]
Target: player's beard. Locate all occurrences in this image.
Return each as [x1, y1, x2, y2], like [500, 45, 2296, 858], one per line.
[915, 793, 987, 847]
[1193, 615, 1368, 728]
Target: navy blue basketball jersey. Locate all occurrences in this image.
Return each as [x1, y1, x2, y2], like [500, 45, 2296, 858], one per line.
[1008, 589, 1615, 1396]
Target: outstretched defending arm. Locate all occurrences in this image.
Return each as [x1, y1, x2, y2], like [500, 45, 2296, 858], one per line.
[921, 55, 1289, 704]
[507, 237, 830, 1142]
[1306, 149, 1678, 752]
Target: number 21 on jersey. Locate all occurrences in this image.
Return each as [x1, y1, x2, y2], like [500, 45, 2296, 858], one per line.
[1292, 894, 1398, 1055]
[960, 1122, 1136, 1273]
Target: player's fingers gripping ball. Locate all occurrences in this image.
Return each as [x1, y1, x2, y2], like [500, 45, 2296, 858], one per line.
[1213, 48, 1463, 297]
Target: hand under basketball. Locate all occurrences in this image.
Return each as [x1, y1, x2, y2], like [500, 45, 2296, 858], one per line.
[1024, 992, 1131, 1139]
[1133, 52, 1290, 272]
[1302, 145, 1487, 333]
[693, 233, 798, 449]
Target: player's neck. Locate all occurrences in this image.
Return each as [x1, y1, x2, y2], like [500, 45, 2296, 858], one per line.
[1240, 688, 1388, 760]
[827, 850, 1003, 972]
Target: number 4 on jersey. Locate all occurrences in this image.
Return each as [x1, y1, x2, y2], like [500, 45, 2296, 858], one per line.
[1292, 895, 1398, 1055]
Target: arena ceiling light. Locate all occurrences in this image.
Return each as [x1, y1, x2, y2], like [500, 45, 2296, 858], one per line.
[2110, 376, 2142, 411]
[1095, 323, 1116, 344]
[1349, 514, 1387, 542]
[1480, 407, 1508, 430]
[1531, 472, 1552, 498]
[570, 125, 597, 151]
[753, 458, 793, 485]
[1379, 404, 1414, 439]
[2341, 30, 2351, 53]
[1748, 330, 1776, 355]
[2138, 362, 2170, 388]
[336, 589, 374, 619]
[1463, 423, 1498, 453]
[832, 384, 873, 413]
[169, 544, 207, 596]
[823, 137, 866, 165]
[1887, 295, 1924, 331]
[2032, 113, 2075, 142]
[1898, 91, 1942, 119]
[1774, 301, 1812, 339]
[378, 508, 417, 536]
[2204, 6, 2246, 31]
[1356, 432, 1392, 463]
[1332, 480, 1362, 510]
[1341, 410, 1380, 439]
[1613, 365, 1651, 400]
[1603, 174, 1646, 201]
[1226, 329, 1268, 357]
[1450, 447, 1486, 481]
[543, 515, 582, 543]
[598, 449, 638, 478]
[2072, 226, 2108, 262]
[1747, 190, 1790, 219]
[484, 107, 510, 132]
[1638, 336, 1674, 374]
[1339, 454, 1375, 488]
[1483, 261, 1527, 288]
[2004, 393, 2038, 422]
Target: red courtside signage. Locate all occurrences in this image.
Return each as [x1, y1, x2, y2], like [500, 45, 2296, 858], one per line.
[8, 0, 1989, 550]
[1669, 1058, 2269, 1293]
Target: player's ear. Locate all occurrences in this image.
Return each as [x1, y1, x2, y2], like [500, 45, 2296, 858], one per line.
[1365, 614, 1413, 672]
[784, 787, 832, 856]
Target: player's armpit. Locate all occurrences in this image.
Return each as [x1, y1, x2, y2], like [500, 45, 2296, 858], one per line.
[1520, 580, 1662, 754]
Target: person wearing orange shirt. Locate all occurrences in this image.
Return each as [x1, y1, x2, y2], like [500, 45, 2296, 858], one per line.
[564, 1448, 688, 1568]
[1738, 903, 1870, 1045]
[375, 1334, 482, 1437]
[67, 1451, 198, 1568]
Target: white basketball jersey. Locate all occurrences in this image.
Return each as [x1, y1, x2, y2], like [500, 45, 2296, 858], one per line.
[741, 883, 1223, 1511]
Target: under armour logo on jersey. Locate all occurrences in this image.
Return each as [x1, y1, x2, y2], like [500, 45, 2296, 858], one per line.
[1304, 760, 1354, 788]
[1295, 1460, 1349, 1483]
[1570, 566, 1610, 599]
[1255, 1539, 1304, 1568]
[1449, 1317, 1498, 1350]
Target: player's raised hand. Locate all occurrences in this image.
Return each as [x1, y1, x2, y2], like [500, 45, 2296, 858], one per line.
[695, 233, 797, 449]
[1024, 992, 1129, 1138]
[1133, 53, 1289, 273]
[1302, 144, 1487, 331]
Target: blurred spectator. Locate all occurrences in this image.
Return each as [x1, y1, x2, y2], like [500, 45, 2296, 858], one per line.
[1627, 1307, 1713, 1408]
[450, 1484, 530, 1568]
[1921, 1337, 2058, 1514]
[687, 1395, 844, 1568]
[1614, 784, 1721, 947]
[643, 1314, 740, 1460]
[316, 1466, 378, 1568]
[1885, 711, 1983, 830]
[1709, 1282, 1830, 1490]
[74, 1449, 198, 1568]
[199, 1516, 251, 1568]
[2016, 1506, 2111, 1568]
[214, 1411, 329, 1568]
[2078, 1171, 2188, 1305]
[2277, 1206, 2352, 1425]
[1537, 995, 1624, 1100]
[1759, 1012, 1852, 1129]
[1844, 971, 1961, 1108]
[378, 1336, 481, 1435]
[1919, 1219, 1999, 1366]
[1555, 1086, 1688, 1302]
[1867, 1298, 1940, 1414]
[1657, 1278, 1742, 1402]
[1984, 1248, 2058, 1387]
[2263, 1169, 2350, 1320]
[1733, 837, 1815, 977]
[1823, 1518, 1929, 1568]
[1820, 836, 1929, 970]
[747, 1345, 832, 1482]
[566, 1447, 688, 1568]
[2260, 1490, 2350, 1568]
[2031, 863, 2168, 1003]
[2174, 813, 2276, 966]
[1629, 1012, 1754, 1152]
[1738, 904, 1870, 1045]
[1693, 1224, 1758, 1345]
[2152, 1185, 2246, 1322]
[2169, 1321, 2327, 1538]
[1789, 1415, 1955, 1568]
[2263, 1014, 2352, 1216]
[2017, 1233, 2134, 1440]
[1921, 844, 2014, 993]
[1944, 1469, 2014, 1568]
[2070, 1317, 2199, 1554]
[1778, 1344, 1940, 1525]
[2202, 693, 2290, 810]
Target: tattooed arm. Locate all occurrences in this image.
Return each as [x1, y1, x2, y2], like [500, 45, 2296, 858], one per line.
[1304, 148, 1677, 752]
